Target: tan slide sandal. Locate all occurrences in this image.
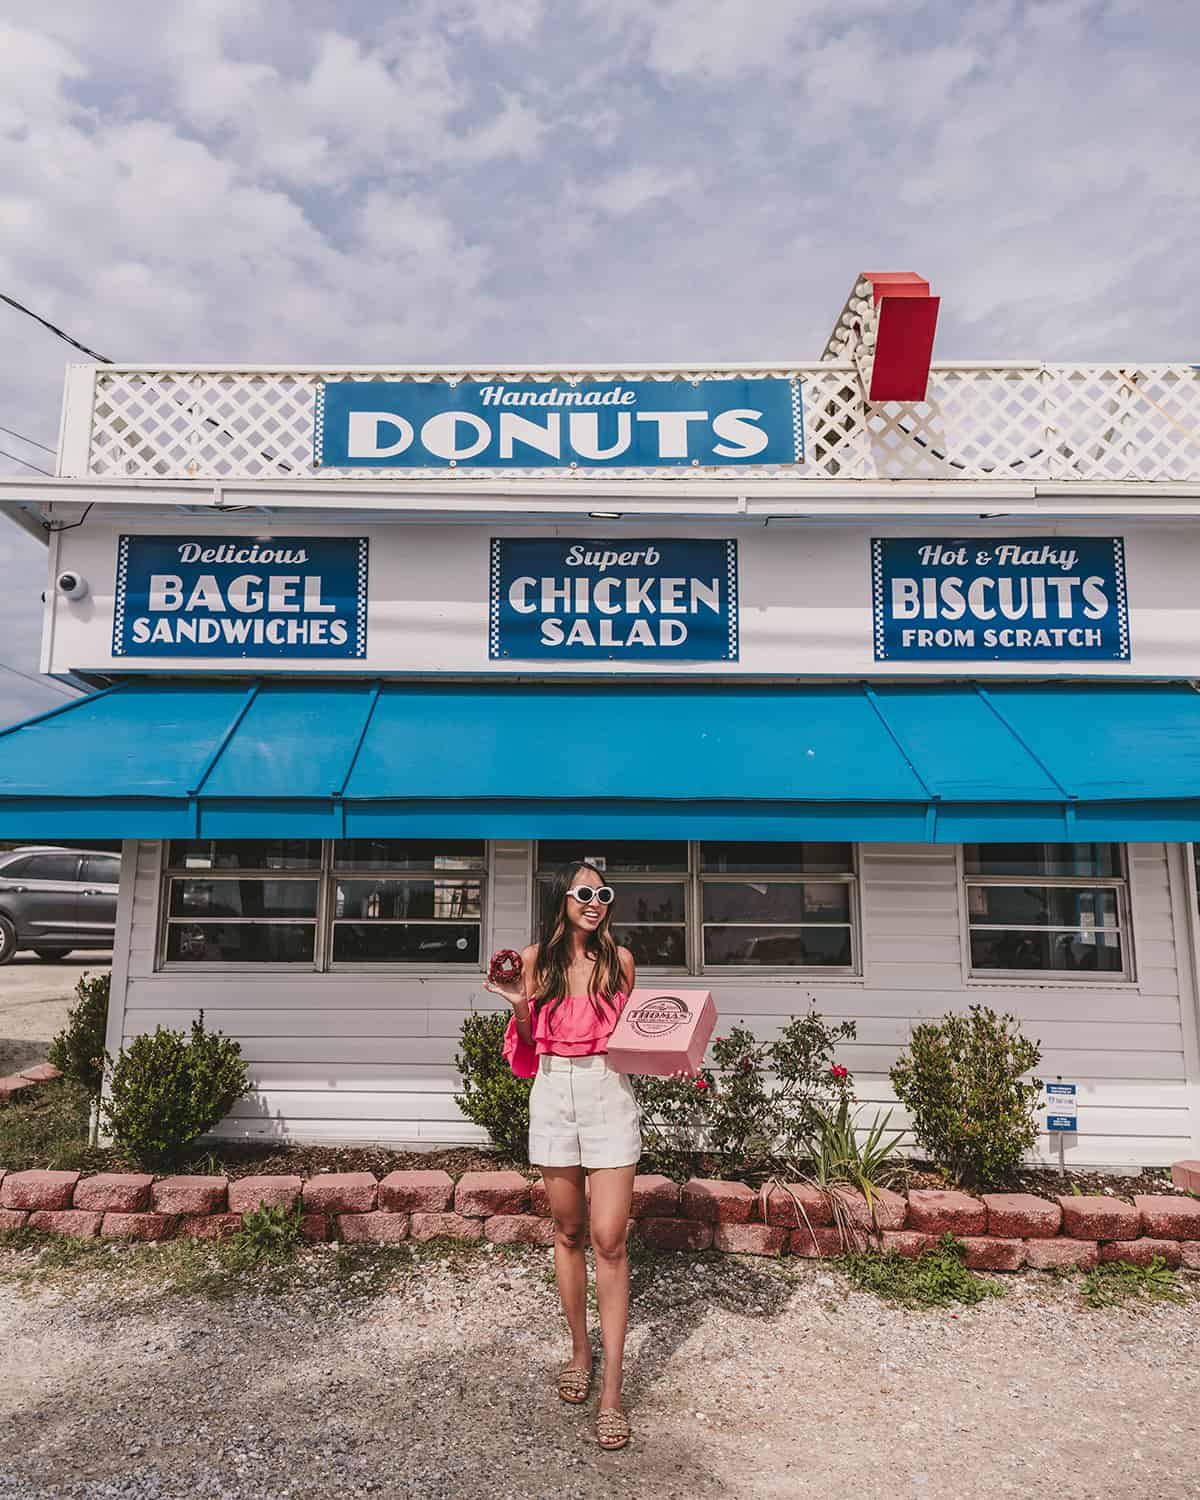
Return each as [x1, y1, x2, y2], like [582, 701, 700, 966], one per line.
[557, 1364, 592, 1404]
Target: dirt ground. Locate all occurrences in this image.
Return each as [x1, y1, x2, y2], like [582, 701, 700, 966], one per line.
[0, 955, 110, 1075]
[0, 1242, 1197, 1500]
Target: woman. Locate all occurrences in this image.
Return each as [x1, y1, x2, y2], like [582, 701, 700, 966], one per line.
[484, 860, 641, 1452]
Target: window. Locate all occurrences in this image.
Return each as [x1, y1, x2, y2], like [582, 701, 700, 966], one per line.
[82, 854, 121, 885]
[330, 841, 485, 965]
[23, 852, 83, 882]
[963, 843, 1129, 977]
[160, 840, 485, 968]
[534, 842, 858, 974]
[163, 842, 320, 964]
[700, 843, 855, 969]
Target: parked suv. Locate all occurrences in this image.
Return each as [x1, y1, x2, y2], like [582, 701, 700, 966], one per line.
[0, 846, 120, 963]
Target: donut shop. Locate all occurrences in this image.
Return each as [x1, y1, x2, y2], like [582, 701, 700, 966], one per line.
[2, 270, 1200, 1168]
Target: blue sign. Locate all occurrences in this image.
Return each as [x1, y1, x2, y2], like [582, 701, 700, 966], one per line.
[316, 378, 802, 470]
[113, 535, 368, 659]
[872, 537, 1130, 661]
[490, 538, 738, 661]
[1045, 1082, 1078, 1132]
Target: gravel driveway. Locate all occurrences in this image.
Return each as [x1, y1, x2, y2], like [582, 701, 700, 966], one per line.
[0, 1241, 1197, 1500]
[0, 956, 110, 1075]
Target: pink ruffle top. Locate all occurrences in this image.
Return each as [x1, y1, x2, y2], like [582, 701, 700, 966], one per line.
[503, 992, 628, 1077]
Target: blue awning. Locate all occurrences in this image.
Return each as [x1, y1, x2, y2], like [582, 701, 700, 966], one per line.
[2, 678, 1200, 842]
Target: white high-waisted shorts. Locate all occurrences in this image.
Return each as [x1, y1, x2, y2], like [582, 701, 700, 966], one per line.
[528, 1052, 643, 1170]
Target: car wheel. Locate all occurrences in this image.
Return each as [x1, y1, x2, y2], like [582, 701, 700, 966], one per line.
[0, 916, 16, 965]
[34, 948, 72, 962]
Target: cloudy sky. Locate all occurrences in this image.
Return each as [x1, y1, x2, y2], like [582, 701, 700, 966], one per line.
[0, 0, 1197, 718]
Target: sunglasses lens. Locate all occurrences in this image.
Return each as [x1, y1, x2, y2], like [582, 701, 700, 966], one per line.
[597, 887, 614, 904]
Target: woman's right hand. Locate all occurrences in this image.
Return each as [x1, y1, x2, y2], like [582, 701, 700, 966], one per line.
[483, 976, 528, 1010]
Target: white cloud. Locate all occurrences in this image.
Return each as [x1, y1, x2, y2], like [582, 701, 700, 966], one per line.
[1, 0, 1199, 720]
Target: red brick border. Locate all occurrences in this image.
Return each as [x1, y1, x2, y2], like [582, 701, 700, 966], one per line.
[1, 1166, 1198, 1272]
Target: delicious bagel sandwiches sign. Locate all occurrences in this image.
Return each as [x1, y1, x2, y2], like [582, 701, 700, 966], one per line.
[315, 377, 802, 471]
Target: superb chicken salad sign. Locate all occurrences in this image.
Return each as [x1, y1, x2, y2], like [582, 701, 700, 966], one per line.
[872, 537, 1130, 661]
[112, 535, 368, 658]
[490, 538, 739, 660]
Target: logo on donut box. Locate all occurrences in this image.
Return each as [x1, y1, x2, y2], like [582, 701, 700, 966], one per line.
[607, 989, 716, 1076]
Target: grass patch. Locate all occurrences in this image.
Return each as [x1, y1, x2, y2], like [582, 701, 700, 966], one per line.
[0, 1077, 105, 1173]
[0, 1221, 500, 1305]
[842, 1233, 1006, 1310]
[1079, 1257, 1195, 1309]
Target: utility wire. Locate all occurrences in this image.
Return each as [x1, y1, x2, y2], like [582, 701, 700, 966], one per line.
[0, 446, 54, 477]
[0, 423, 54, 454]
[3, 288, 293, 476]
[0, 291, 112, 363]
[0, 660, 82, 699]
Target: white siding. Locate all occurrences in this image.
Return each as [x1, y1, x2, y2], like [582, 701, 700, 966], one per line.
[105, 839, 1200, 1164]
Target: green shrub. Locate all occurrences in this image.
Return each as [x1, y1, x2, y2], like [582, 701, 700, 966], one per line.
[633, 1012, 856, 1179]
[453, 1010, 532, 1162]
[100, 1010, 252, 1169]
[890, 1004, 1042, 1189]
[48, 971, 111, 1096]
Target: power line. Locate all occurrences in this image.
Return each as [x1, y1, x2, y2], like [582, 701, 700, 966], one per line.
[0, 423, 54, 455]
[0, 291, 112, 363]
[0, 446, 53, 477]
[0, 661, 82, 699]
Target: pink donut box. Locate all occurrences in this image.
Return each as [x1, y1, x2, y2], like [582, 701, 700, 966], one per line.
[606, 988, 717, 1076]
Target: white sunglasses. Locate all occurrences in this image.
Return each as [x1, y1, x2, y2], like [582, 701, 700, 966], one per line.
[566, 884, 615, 906]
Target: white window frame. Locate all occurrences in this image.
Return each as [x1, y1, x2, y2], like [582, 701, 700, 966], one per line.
[533, 840, 861, 978]
[961, 842, 1133, 983]
[157, 839, 489, 974]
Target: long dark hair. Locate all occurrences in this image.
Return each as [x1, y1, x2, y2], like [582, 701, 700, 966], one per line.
[533, 860, 625, 1032]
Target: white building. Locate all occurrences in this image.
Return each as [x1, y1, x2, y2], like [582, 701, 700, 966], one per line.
[2, 272, 1199, 1167]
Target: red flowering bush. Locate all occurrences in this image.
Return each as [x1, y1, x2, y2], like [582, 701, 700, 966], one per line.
[631, 1007, 856, 1180]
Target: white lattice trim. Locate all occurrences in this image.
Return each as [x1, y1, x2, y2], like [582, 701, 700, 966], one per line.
[78, 364, 1200, 483]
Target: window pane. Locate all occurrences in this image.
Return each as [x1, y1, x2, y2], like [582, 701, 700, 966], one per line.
[969, 928, 1124, 973]
[332, 923, 480, 963]
[702, 881, 851, 924]
[963, 844, 1122, 878]
[704, 926, 853, 968]
[168, 879, 319, 919]
[165, 923, 315, 962]
[167, 840, 321, 871]
[333, 878, 482, 921]
[84, 855, 122, 884]
[27, 852, 81, 881]
[332, 841, 485, 870]
[0, 856, 32, 877]
[612, 924, 686, 968]
[537, 842, 689, 874]
[700, 843, 853, 874]
[968, 886, 1119, 929]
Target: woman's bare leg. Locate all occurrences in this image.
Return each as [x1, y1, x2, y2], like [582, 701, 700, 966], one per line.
[587, 1163, 637, 1409]
[541, 1165, 592, 1369]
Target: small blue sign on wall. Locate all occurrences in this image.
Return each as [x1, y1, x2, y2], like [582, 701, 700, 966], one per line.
[872, 536, 1130, 661]
[113, 535, 368, 659]
[1045, 1082, 1078, 1132]
[490, 538, 738, 661]
[316, 378, 802, 470]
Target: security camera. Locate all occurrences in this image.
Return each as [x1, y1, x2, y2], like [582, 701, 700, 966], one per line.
[55, 571, 89, 601]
